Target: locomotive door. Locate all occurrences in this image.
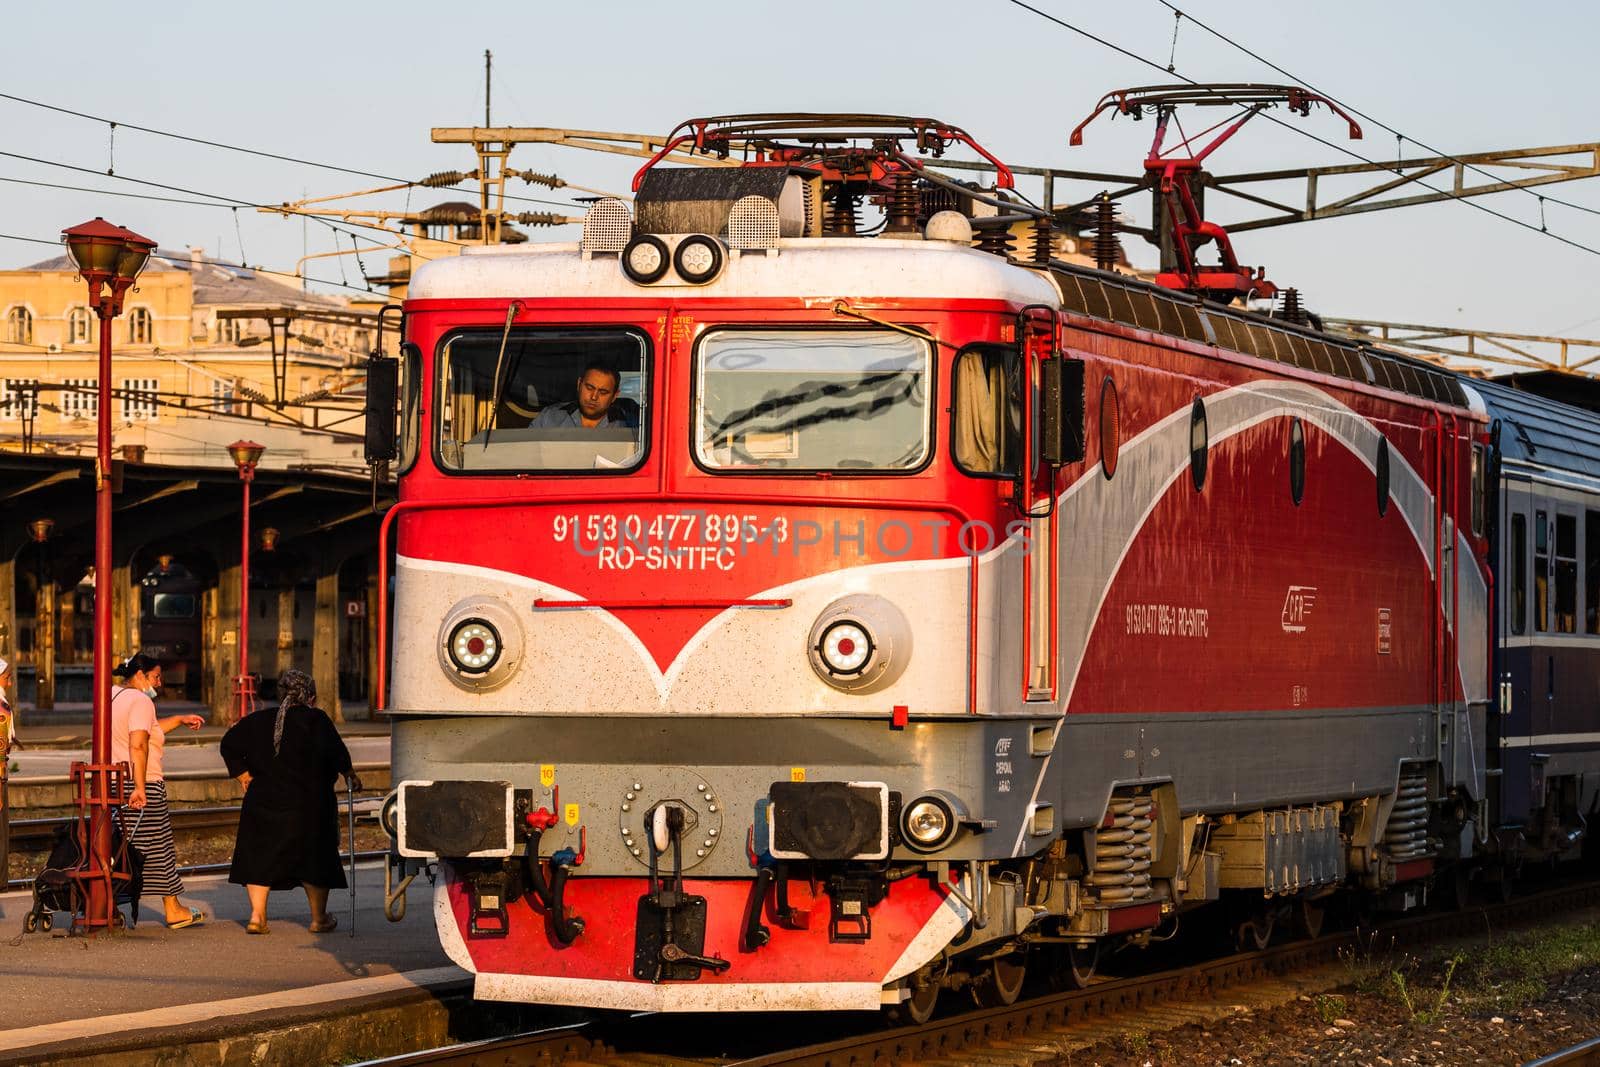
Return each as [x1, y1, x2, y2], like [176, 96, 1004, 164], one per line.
[1019, 307, 1059, 703]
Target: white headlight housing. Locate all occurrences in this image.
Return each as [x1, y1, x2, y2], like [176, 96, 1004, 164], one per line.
[806, 594, 912, 694]
[436, 598, 522, 693]
[621, 235, 670, 284]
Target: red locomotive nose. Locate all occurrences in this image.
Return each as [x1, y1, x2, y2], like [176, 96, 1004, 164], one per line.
[836, 637, 856, 656]
[467, 636, 486, 656]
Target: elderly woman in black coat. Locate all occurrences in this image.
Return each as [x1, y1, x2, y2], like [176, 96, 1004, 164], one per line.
[221, 669, 357, 934]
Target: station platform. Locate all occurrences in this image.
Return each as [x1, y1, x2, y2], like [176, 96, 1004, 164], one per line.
[0, 863, 535, 1065]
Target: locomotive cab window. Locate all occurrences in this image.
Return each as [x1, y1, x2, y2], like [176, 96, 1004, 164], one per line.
[695, 328, 930, 471]
[952, 345, 1021, 476]
[436, 328, 647, 473]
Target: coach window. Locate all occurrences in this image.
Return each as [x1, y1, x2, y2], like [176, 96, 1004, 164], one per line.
[1189, 396, 1208, 491]
[1289, 418, 1306, 505]
[1510, 513, 1528, 635]
[1535, 510, 1550, 632]
[1586, 509, 1600, 634]
[695, 328, 930, 471]
[1099, 377, 1121, 480]
[952, 345, 1021, 476]
[436, 327, 647, 473]
[1555, 512, 1578, 633]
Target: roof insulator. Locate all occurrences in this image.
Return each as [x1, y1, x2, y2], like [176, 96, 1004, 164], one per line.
[516, 170, 567, 190]
[420, 169, 476, 188]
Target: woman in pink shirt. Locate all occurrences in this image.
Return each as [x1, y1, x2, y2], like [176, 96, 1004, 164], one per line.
[111, 653, 207, 928]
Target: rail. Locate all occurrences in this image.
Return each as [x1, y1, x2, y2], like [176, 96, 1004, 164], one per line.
[353, 877, 1600, 1067]
[1525, 1037, 1600, 1067]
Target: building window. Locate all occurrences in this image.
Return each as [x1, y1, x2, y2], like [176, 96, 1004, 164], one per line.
[211, 379, 236, 415]
[217, 317, 242, 344]
[1586, 510, 1600, 635]
[62, 378, 97, 420]
[67, 307, 92, 345]
[5, 307, 33, 345]
[120, 377, 160, 422]
[1535, 509, 1550, 633]
[0, 379, 39, 420]
[1289, 417, 1306, 505]
[1556, 512, 1577, 634]
[127, 307, 153, 345]
[1511, 513, 1527, 636]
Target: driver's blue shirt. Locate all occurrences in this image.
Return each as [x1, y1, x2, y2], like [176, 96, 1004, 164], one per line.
[531, 402, 637, 429]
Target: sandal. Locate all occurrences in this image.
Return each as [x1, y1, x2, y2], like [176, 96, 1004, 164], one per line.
[167, 907, 206, 930]
[246, 920, 270, 935]
[309, 915, 338, 933]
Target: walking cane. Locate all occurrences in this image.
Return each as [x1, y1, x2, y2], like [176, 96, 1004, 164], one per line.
[347, 772, 357, 937]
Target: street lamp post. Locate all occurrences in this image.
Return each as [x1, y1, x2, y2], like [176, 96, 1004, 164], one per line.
[61, 217, 155, 934]
[227, 440, 265, 722]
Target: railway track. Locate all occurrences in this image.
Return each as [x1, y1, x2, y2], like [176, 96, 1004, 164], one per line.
[357, 878, 1600, 1067]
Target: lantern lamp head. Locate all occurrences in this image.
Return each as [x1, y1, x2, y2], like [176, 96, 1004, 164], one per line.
[61, 218, 156, 316]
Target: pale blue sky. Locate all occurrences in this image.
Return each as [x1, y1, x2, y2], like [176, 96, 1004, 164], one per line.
[4, 1, 1597, 335]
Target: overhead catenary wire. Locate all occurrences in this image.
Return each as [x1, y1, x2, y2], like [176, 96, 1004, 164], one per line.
[0, 89, 586, 211]
[0, 230, 398, 301]
[1148, 0, 1600, 223]
[997, 0, 1600, 261]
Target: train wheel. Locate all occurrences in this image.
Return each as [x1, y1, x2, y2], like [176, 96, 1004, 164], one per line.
[1296, 898, 1326, 940]
[1063, 942, 1099, 988]
[885, 977, 940, 1026]
[1235, 910, 1274, 951]
[1436, 862, 1473, 912]
[971, 952, 1027, 1008]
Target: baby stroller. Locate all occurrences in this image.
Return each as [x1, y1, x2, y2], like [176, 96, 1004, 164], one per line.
[25, 811, 146, 932]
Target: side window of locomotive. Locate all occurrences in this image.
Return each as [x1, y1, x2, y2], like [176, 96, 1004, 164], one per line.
[1510, 513, 1527, 636]
[1555, 512, 1578, 634]
[398, 342, 421, 473]
[1587, 509, 1600, 635]
[695, 328, 930, 472]
[952, 345, 1021, 477]
[436, 328, 647, 473]
[1535, 509, 1550, 632]
[1470, 443, 1486, 537]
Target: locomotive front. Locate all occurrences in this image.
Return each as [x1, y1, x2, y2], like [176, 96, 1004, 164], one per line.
[380, 130, 1081, 1012]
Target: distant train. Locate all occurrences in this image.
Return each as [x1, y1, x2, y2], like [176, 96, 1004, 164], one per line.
[137, 558, 201, 700]
[370, 113, 1600, 1019]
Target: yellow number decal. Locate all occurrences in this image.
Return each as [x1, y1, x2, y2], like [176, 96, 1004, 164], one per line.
[539, 764, 555, 788]
[790, 767, 806, 783]
[564, 803, 580, 827]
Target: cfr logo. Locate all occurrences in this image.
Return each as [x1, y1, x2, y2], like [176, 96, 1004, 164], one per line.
[1281, 585, 1318, 634]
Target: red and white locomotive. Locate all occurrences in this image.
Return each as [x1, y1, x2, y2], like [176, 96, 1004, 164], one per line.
[374, 113, 1497, 1016]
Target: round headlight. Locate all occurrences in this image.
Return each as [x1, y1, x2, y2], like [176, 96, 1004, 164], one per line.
[672, 234, 724, 285]
[902, 795, 956, 852]
[447, 618, 501, 674]
[817, 620, 873, 677]
[621, 235, 670, 284]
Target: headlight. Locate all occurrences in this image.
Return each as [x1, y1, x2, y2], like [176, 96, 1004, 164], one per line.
[901, 794, 957, 852]
[672, 234, 725, 285]
[817, 620, 873, 677]
[805, 594, 913, 694]
[621, 235, 670, 284]
[447, 619, 501, 674]
[436, 598, 522, 693]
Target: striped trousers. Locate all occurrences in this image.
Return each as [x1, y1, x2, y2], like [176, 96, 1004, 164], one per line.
[123, 780, 183, 897]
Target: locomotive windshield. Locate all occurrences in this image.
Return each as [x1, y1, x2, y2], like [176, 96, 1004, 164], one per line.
[695, 329, 930, 471]
[436, 328, 647, 473]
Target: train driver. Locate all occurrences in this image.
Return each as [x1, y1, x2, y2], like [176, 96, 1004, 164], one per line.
[531, 363, 638, 431]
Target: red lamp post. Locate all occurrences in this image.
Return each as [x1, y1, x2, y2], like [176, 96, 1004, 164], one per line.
[61, 217, 156, 934]
[227, 440, 265, 721]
